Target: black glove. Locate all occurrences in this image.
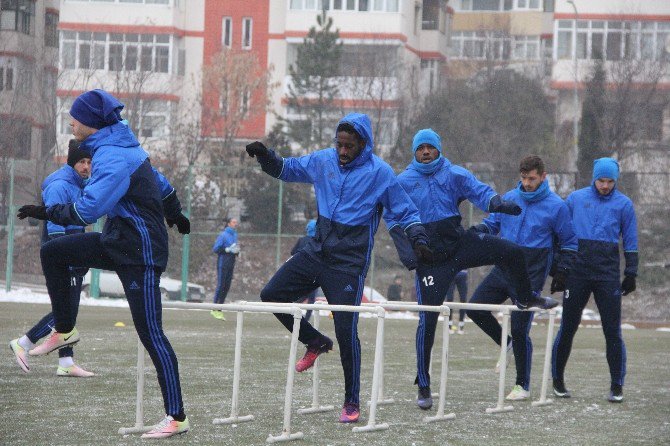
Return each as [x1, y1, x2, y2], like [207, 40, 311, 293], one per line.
[468, 223, 489, 234]
[166, 213, 190, 234]
[621, 275, 636, 295]
[245, 141, 269, 158]
[550, 271, 567, 293]
[17, 205, 48, 221]
[413, 243, 434, 264]
[489, 195, 522, 216]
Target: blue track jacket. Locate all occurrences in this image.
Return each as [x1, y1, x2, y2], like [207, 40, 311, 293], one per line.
[390, 157, 498, 265]
[41, 165, 86, 242]
[479, 182, 578, 288]
[566, 184, 638, 281]
[45, 122, 182, 270]
[213, 227, 238, 254]
[254, 113, 427, 275]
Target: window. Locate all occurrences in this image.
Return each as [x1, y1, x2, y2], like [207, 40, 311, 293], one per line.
[45, 12, 59, 47]
[57, 97, 74, 135]
[289, 0, 395, 11]
[66, 0, 170, 3]
[59, 31, 174, 73]
[239, 89, 250, 117]
[0, 58, 15, 91]
[0, 0, 35, 34]
[222, 17, 232, 48]
[242, 18, 252, 49]
[458, 0, 542, 11]
[512, 36, 539, 60]
[450, 31, 514, 60]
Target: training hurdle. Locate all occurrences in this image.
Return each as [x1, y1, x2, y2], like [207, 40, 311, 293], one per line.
[118, 301, 306, 443]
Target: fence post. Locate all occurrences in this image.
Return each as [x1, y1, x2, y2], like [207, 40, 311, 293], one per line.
[180, 164, 193, 302]
[5, 159, 15, 292]
[275, 181, 283, 270]
[89, 218, 103, 298]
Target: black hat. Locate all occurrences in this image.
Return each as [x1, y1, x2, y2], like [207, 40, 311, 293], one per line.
[67, 139, 90, 167]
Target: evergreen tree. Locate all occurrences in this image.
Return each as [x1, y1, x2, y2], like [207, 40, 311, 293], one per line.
[577, 59, 609, 187]
[285, 10, 342, 151]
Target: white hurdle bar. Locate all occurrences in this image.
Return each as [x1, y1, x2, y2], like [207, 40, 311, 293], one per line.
[531, 309, 557, 407]
[118, 301, 306, 443]
[238, 301, 391, 434]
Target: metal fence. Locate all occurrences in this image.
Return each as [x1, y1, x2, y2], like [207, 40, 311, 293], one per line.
[2, 159, 668, 320]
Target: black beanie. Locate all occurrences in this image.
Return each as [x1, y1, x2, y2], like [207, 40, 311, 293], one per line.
[67, 139, 90, 167]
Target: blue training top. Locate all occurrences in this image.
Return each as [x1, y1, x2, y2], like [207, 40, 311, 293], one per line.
[45, 122, 182, 270]
[213, 226, 238, 255]
[41, 165, 86, 242]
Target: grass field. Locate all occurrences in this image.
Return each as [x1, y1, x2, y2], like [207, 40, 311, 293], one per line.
[1, 301, 669, 446]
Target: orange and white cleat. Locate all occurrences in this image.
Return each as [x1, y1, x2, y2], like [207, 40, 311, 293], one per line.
[57, 364, 95, 378]
[29, 328, 80, 356]
[9, 339, 30, 373]
[141, 415, 190, 439]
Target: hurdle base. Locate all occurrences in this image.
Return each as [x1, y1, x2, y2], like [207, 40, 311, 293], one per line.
[352, 422, 390, 433]
[424, 412, 456, 423]
[366, 398, 395, 406]
[531, 398, 554, 407]
[297, 405, 334, 414]
[212, 414, 255, 425]
[266, 431, 304, 443]
[485, 405, 514, 414]
[118, 425, 151, 435]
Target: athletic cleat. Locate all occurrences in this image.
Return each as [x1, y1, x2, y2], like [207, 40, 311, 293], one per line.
[417, 386, 433, 410]
[210, 310, 225, 320]
[29, 328, 80, 356]
[495, 340, 513, 373]
[9, 339, 30, 373]
[339, 402, 360, 423]
[553, 379, 571, 398]
[506, 385, 530, 401]
[516, 294, 559, 310]
[57, 364, 95, 377]
[141, 415, 190, 439]
[608, 385, 623, 403]
[295, 336, 333, 373]
[449, 325, 457, 334]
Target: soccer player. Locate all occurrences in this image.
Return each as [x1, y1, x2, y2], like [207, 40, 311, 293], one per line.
[245, 113, 432, 423]
[467, 155, 577, 401]
[211, 218, 240, 320]
[17, 89, 191, 438]
[10, 140, 94, 377]
[388, 129, 558, 411]
[552, 157, 638, 403]
[445, 271, 468, 334]
[290, 219, 318, 321]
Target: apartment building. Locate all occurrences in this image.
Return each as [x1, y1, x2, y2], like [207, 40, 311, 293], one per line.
[1, 0, 60, 202]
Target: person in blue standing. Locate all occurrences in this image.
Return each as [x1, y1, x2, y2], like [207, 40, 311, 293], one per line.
[17, 89, 192, 439]
[387, 130, 559, 411]
[466, 155, 578, 401]
[245, 113, 432, 423]
[552, 157, 638, 403]
[210, 218, 239, 320]
[9, 140, 94, 378]
[290, 219, 318, 321]
[445, 270, 468, 334]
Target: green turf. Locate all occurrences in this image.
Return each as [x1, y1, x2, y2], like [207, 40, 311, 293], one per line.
[1, 302, 669, 445]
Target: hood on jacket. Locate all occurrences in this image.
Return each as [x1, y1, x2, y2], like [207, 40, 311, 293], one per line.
[334, 113, 374, 169]
[79, 121, 141, 157]
[42, 165, 85, 191]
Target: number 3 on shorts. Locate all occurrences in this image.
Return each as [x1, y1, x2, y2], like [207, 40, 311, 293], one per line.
[421, 275, 434, 287]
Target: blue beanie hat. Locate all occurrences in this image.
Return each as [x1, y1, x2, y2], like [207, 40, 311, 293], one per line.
[412, 129, 442, 153]
[70, 89, 124, 129]
[592, 157, 619, 182]
[305, 219, 317, 237]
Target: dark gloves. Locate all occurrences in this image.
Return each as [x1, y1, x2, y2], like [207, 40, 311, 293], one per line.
[489, 195, 522, 216]
[166, 213, 190, 234]
[17, 205, 48, 221]
[245, 141, 269, 158]
[413, 243, 434, 264]
[468, 223, 490, 234]
[621, 275, 636, 295]
[550, 271, 567, 293]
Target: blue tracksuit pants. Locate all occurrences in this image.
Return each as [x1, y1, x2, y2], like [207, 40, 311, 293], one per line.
[26, 274, 82, 358]
[213, 254, 236, 304]
[260, 251, 363, 405]
[552, 277, 626, 387]
[40, 232, 185, 418]
[467, 267, 535, 390]
[415, 230, 533, 388]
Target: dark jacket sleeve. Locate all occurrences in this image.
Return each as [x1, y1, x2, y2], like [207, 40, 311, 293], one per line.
[255, 148, 284, 178]
[389, 225, 418, 270]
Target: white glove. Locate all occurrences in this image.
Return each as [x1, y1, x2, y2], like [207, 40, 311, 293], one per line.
[225, 243, 240, 254]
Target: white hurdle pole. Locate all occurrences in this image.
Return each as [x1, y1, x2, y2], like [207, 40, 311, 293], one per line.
[425, 305, 456, 423]
[267, 309, 305, 443]
[297, 309, 335, 414]
[486, 308, 514, 414]
[532, 308, 557, 407]
[352, 306, 390, 433]
[213, 310, 255, 425]
[118, 340, 147, 434]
